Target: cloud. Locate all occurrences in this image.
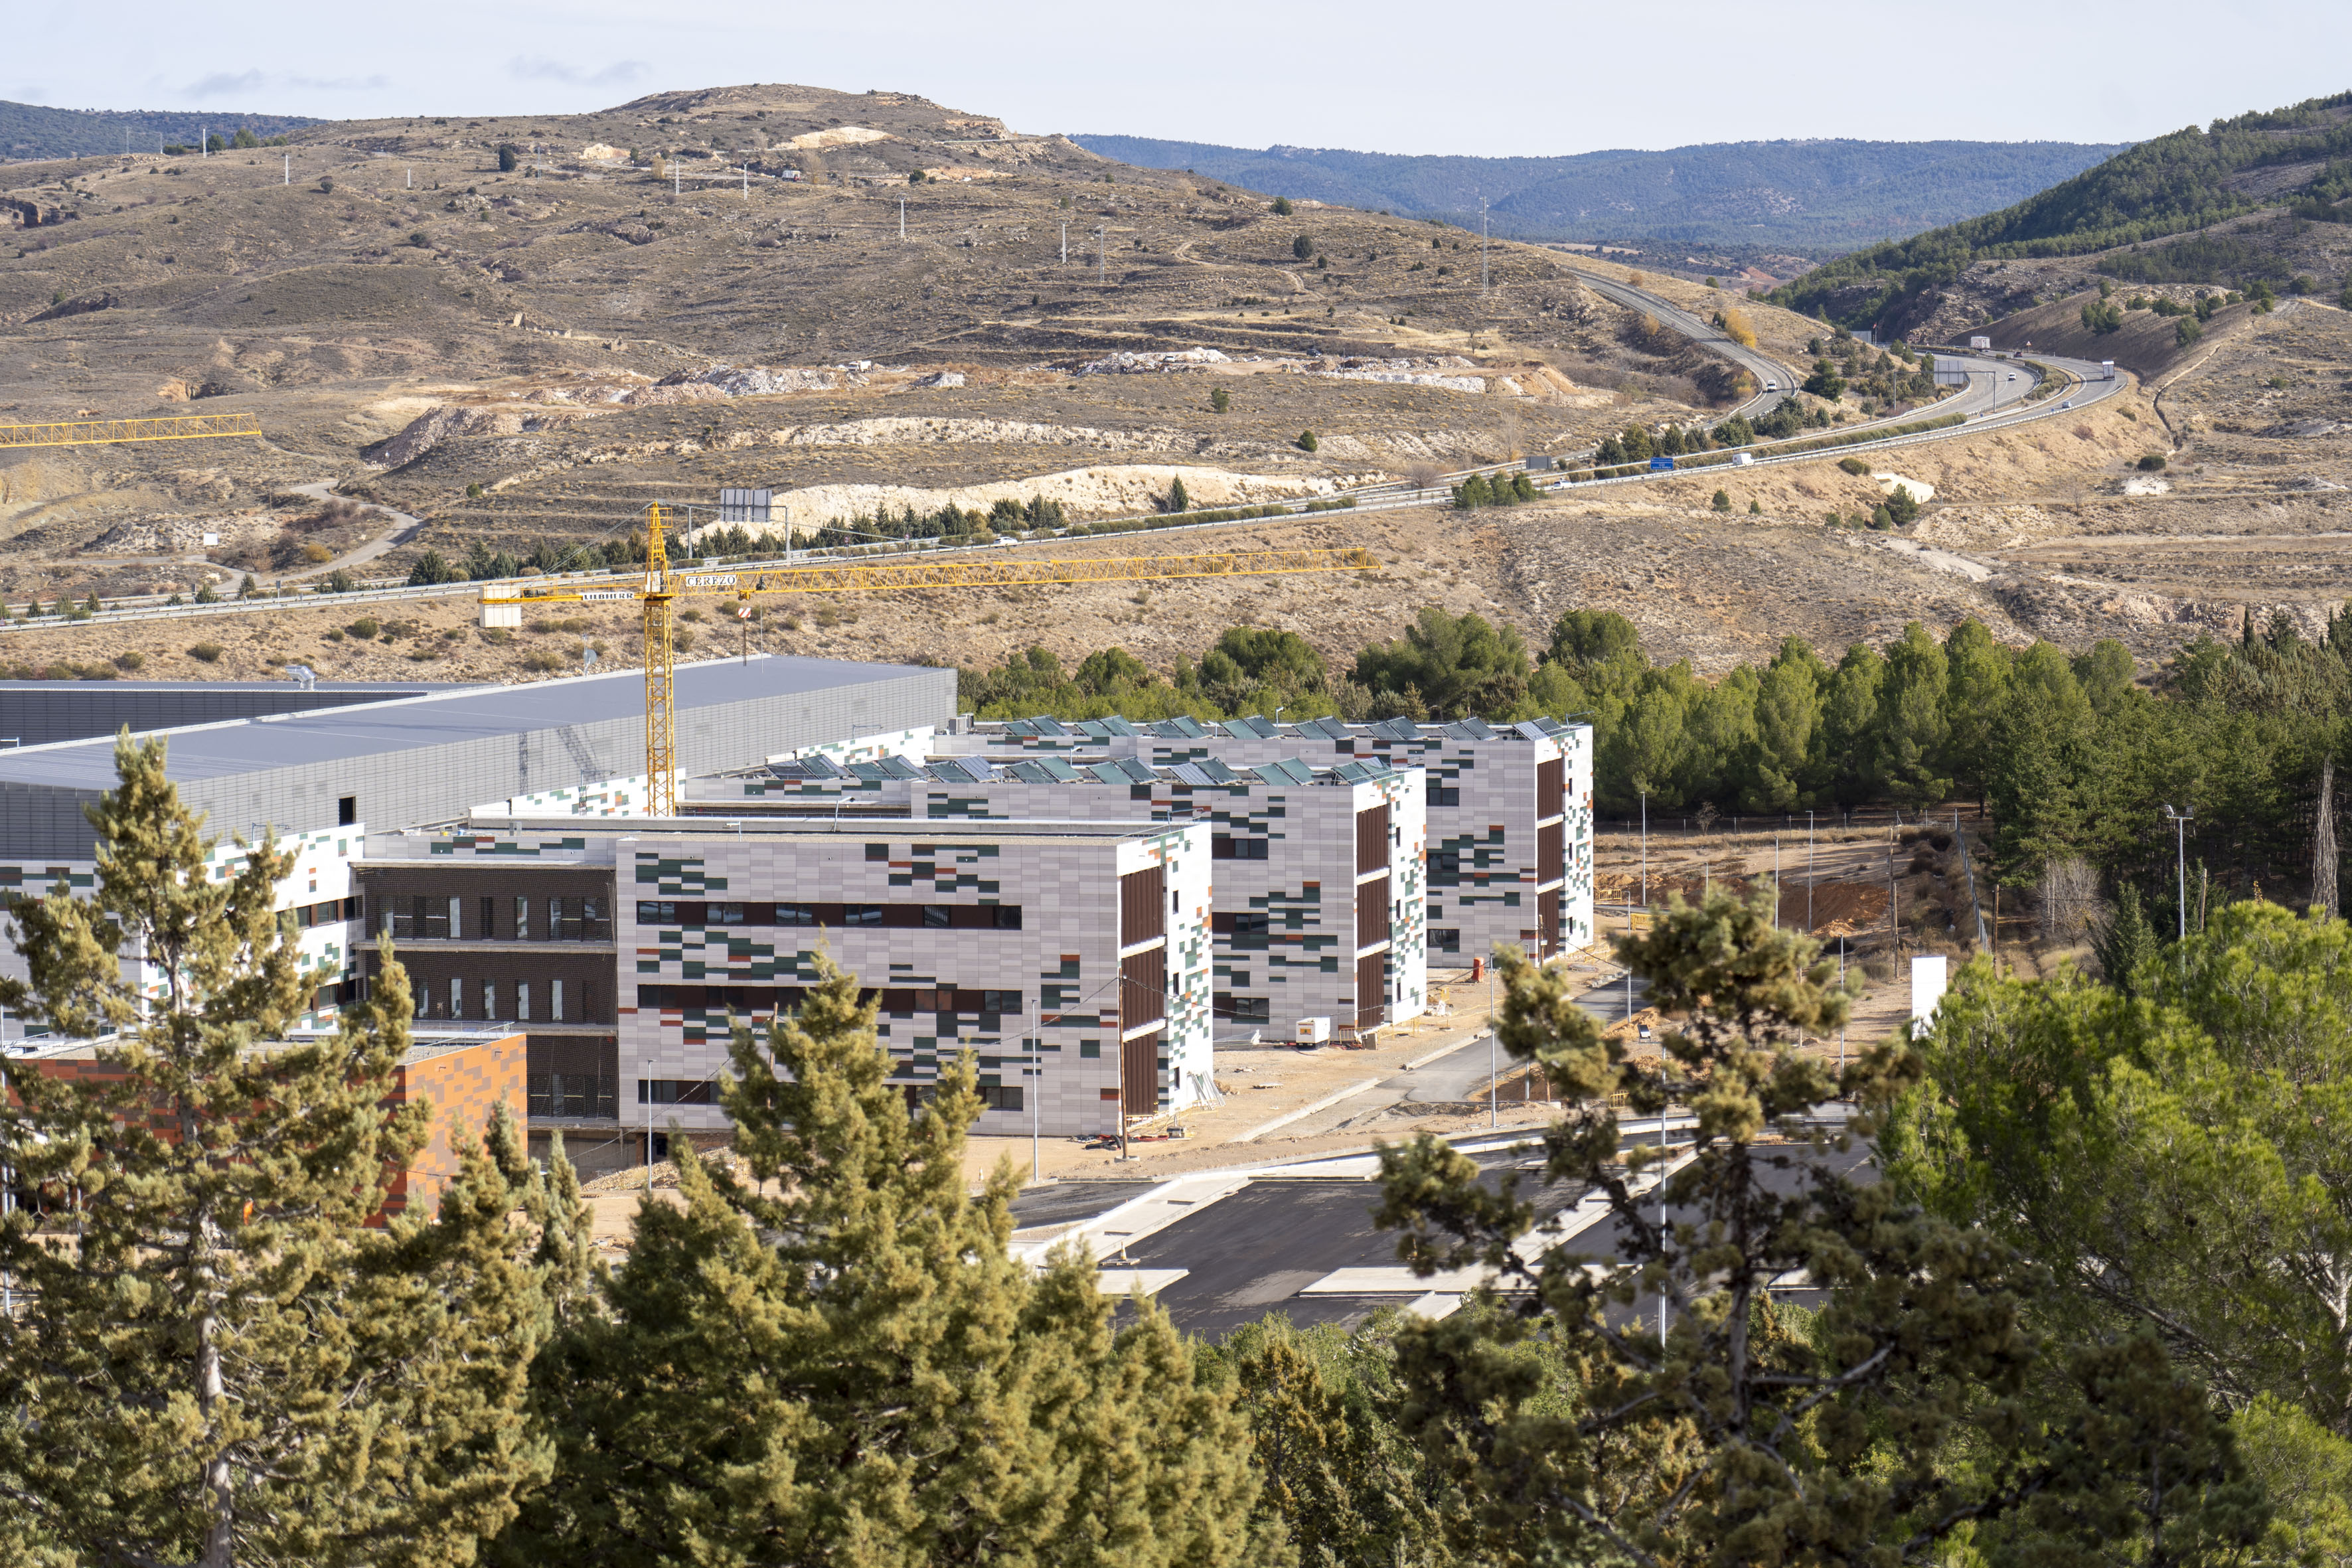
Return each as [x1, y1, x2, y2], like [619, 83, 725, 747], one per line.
[184, 69, 267, 100]
[506, 56, 649, 88]
[285, 74, 390, 92]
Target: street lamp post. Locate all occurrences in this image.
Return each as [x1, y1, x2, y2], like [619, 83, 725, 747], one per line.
[2162, 805, 2195, 941]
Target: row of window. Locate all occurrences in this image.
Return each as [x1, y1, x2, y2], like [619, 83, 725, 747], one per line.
[281, 896, 360, 933]
[530, 1072, 619, 1119]
[634, 900, 1024, 930]
[633, 982, 1024, 1016]
[379, 895, 611, 942]
[1208, 836, 1271, 861]
[1212, 994, 1273, 1022]
[633, 1077, 1027, 1111]
[415, 977, 582, 1023]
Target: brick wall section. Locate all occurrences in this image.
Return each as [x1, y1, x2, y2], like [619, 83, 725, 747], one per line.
[382, 1032, 527, 1219]
[15, 1030, 525, 1223]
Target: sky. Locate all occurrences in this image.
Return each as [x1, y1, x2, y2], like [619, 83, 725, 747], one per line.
[11, 0, 2351, 157]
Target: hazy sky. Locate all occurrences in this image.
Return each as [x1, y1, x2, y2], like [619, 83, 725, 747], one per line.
[11, 0, 2350, 157]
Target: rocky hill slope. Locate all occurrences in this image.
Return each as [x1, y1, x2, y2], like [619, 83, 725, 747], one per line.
[1778, 89, 2352, 334]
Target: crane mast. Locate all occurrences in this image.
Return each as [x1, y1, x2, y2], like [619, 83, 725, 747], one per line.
[480, 514, 1379, 817]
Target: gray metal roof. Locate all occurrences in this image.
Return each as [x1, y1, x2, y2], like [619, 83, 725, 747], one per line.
[0, 656, 920, 791]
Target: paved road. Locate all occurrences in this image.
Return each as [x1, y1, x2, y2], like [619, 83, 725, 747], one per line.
[1563, 265, 1800, 418]
[274, 481, 428, 583]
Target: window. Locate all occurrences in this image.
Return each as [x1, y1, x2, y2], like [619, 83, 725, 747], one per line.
[1079, 1040, 1101, 1059]
[1427, 786, 1460, 807]
[548, 898, 613, 941]
[1211, 911, 1272, 939]
[337, 795, 356, 826]
[922, 905, 953, 928]
[1214, 994, 1271, 1022]
[516, 982, 531, 1021]
[1210, 835, 1269, 860]
[842, 905, 884, 926]
[706, 902, 747, 925]
[551, 980, 565, 1022]
[1429, 850, 1462, 886]
[480, 896, 497, 941]
[979, 1085, 1024, 1111]
[1431, 927, 1461, 954]
[514, 895, 529, 940]
[449, 977, 463, 1018]
[638, 1079, 716, 1105]
[865, 843, 889, 861]
[483, 980, 498, 1018]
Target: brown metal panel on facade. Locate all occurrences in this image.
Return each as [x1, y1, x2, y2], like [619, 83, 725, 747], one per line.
[1356, 803, 1389, 874]
[1121, 1030, 1160, 1117]
[1354, 953, 1387, 1029]
[1356, 872, 1391, 951]
[1119, 864, 1165, 950]
[1537, 757, 1564, 812]
[1537, 821, 1565, 884]
[1538, 888, 1561, 955]
[1120, 945, 1166, 1034]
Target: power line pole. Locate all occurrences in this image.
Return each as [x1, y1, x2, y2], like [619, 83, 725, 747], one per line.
[1480, 192, 1490, 297]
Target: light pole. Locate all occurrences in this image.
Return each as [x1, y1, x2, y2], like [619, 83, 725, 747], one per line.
[2162, 805, 2194, 941]
[1807, 810, 1816, 932]
[1639, 790, 1648, 910]
[1488, 957, 1498, 1129]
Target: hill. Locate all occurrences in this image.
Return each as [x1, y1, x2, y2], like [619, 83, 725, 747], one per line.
[1072, 134, 2122, 252]
[1, 100, 319, 162]
[1776, 89, 2352, 331]
[0, 81, 1841, 611]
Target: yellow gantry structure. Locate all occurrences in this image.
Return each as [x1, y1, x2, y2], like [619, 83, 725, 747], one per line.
[481, 503, 1380, 816]
[0, 412, 264, 450]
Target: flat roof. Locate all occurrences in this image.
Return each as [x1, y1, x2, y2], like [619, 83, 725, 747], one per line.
[7, 1026, 522, 1066]
[0, 655, 932, 792]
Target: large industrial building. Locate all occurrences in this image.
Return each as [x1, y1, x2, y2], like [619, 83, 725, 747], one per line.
[698, 750, 1431, 1038]
[0, 656, 1592, 1170]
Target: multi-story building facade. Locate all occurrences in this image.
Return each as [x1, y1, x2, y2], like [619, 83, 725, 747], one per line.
[947, 714, 1595, 965]
[354, 815, 1211, 1157]
[698, 752, 1428, 1038]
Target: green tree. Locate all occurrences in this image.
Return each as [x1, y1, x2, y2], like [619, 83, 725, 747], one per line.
[1378, 891, 2256, 1568]
[0, 733, 578, 1567]
[1710, 489, 1731, 512]
[510, 958, 1274, 1565]
[1293, 234, 1315, 261]
[408, 550, 459, 586]
[1271, 196, 1294, 216]
[1200, 627, 1328, 704]
[1941, 618, 2013, 808]
[1875, 621, 1952, 805]
[2073, 637, 2138, 714]
[1212, 1313, 1447, 1565]
[1802, 358, 1846, 398]
[1166, 475, 1190, 513]
[1745, 637, 1826, 811]
[1545, 609, 1644, 681]
[1210, 386, 1230, 414]
[1820, 641, 1888, 804]
[497, 143, 520, 173]
[2090, 881, 2165, 992]
[1351, 607, 1534, 721]
[230, 126, 260, 149]
[1883, 483, 1922, 525]
[1296, 430, 1318, 452]
[1891, 902, 2352, 1437]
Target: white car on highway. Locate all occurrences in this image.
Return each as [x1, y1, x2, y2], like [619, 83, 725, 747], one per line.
[1764, 380, 1778, 392]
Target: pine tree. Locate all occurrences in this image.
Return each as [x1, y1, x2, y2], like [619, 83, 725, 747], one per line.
[0, 732, 580, 1567]
[2092, 882, 2165, 993]
[1374, 891, 2254, 1566]
[508, 955, 1278, 1566]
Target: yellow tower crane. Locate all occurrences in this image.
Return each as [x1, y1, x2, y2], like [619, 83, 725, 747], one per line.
[480, 503, 1379, 815]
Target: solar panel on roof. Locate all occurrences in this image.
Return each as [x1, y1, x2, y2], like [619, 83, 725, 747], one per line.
[1221, 715, 1276, 739]
[1165, 763, 1212, 787]
[1456, 718, 1498, 740]
[1005, 760, 1057, 783]
[1512, 720, 1553, 742]
[1370, 718, 1419, 742]
[1150, 716, 1208, 739]
[1252, 758, 1314, 786]
[1195, 757, 1239, 784]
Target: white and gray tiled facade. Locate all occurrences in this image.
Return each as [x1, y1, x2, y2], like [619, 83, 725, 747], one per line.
[945, 714, 1596, 966]
[705, 753, 1428, 1040]
[358, 816, 1212, 1140]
